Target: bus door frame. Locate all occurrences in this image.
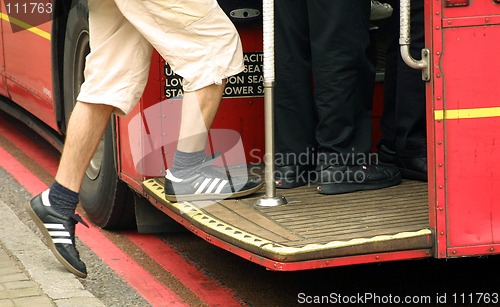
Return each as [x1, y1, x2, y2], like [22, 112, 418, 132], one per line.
[431, 0, 500, 259]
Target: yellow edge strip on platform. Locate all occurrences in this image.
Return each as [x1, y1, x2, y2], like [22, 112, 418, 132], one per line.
[261, 229, 432, 256]
[0, 12, 51, 40]
[144, 178, 432, 256]
[435, 107, 500, 121]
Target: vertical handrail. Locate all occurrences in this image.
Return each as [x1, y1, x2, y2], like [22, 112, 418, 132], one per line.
[256, 0, 287, 207]
[262, 0, 276, 198]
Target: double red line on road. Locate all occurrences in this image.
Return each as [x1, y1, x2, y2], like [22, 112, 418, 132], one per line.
[0, 114, 244, 307]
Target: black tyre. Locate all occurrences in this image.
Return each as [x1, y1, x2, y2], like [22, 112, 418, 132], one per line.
[63, 0, 136, 229]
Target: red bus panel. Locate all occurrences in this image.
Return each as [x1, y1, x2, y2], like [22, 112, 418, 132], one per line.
[440, 8, 500, 248]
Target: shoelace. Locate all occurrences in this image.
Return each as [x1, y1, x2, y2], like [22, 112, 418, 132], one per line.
[71, 214, 89, 228]
[67, 214, 89, 258]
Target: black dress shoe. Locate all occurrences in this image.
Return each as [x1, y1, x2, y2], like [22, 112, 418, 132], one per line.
[378, 145, 428, 182]
[378, 144, 396, 164]
[317, 164, 401, 195]
[275, 165, 314, 189]
[397, 157, 428, 181]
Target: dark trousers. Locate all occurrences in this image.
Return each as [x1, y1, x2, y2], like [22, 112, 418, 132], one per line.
[274, 0, 374, 166]
[379, 0, 427, 158]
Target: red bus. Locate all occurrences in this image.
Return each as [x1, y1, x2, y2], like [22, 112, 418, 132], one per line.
[1, 0, 500, 271]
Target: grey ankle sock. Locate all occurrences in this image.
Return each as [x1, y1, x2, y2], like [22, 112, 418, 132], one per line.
[48, 181, 79, 217]
[170, 150, 206, 178]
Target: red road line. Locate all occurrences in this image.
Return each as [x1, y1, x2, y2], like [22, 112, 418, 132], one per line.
[0, 145, 188, 306]
[127, 233, 244, 307]
[76, 216, 189, 306]
[0, 116, 244, 306]
[0, 146, 47, 196]
[0, 119, 59, 175]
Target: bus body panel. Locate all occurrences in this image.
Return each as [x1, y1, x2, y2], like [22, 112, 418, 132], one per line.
[434, 2, 500, 255]
[0, 13, 57, 130]
[441, 25, 500, 247]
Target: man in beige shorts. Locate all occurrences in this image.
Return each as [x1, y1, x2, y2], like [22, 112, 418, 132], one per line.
[27, 0, 263, 278]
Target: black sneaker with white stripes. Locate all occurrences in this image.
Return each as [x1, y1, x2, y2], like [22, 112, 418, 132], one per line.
[164, 158, 263, 202]
[26, 190, 89, 278]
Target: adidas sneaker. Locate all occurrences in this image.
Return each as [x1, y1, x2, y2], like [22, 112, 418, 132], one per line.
[164, 157, 263, 202]
[26, 190, 88, 278]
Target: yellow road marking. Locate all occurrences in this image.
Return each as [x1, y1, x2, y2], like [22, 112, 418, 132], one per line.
[435, 107, 500, 120]
[0, 12, 51, 40]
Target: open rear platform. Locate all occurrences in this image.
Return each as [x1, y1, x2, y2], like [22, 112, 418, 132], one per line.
[143, 175, 432, 264]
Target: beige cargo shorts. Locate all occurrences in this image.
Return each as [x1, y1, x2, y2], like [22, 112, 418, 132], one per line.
[77, 0, 244, 116]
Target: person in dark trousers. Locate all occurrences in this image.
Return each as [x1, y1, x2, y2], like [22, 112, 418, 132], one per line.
[273, 0, 401, 195]
[378, 0, 427, 181]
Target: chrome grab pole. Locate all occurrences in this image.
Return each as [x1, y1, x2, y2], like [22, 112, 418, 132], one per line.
[400, 0, 431, 81]
[256, 0, 287, 207]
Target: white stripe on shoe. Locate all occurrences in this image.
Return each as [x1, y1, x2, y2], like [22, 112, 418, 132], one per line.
[194, 178, 230, 195]
[53, 238, 73, 244]
[48, 231, 71, 237]
[195, 178, 212, 195]
[205, 178, 221, 194]
[214, 180, 229, 194]
[44, 223, 73, 245]
[44, 223, 65, 229]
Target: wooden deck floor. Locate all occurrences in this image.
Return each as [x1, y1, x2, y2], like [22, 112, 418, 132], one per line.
[143, 177, 432, 262]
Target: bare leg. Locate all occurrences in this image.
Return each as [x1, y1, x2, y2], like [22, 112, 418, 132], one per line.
[55, 102, 115, 192]
[164, 80, 264, 201]
[58, 81, 224, 191]
[176, 81, 226, 152]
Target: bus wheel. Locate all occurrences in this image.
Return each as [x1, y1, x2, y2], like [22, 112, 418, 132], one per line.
[63, 0, 136, 229]
[80, 122, 136, 229]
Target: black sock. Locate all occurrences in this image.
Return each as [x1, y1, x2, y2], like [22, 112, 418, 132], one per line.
[48, 181, 79, 217]
[170, 150, 206, 178]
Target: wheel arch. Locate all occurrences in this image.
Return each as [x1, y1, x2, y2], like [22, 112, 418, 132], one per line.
[51, 0, 74, 135]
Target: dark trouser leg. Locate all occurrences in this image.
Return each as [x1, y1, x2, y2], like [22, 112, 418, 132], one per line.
[380, 0, 426, 158]
[274, 0, 316, 167]
[309, 0, 374, 165]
